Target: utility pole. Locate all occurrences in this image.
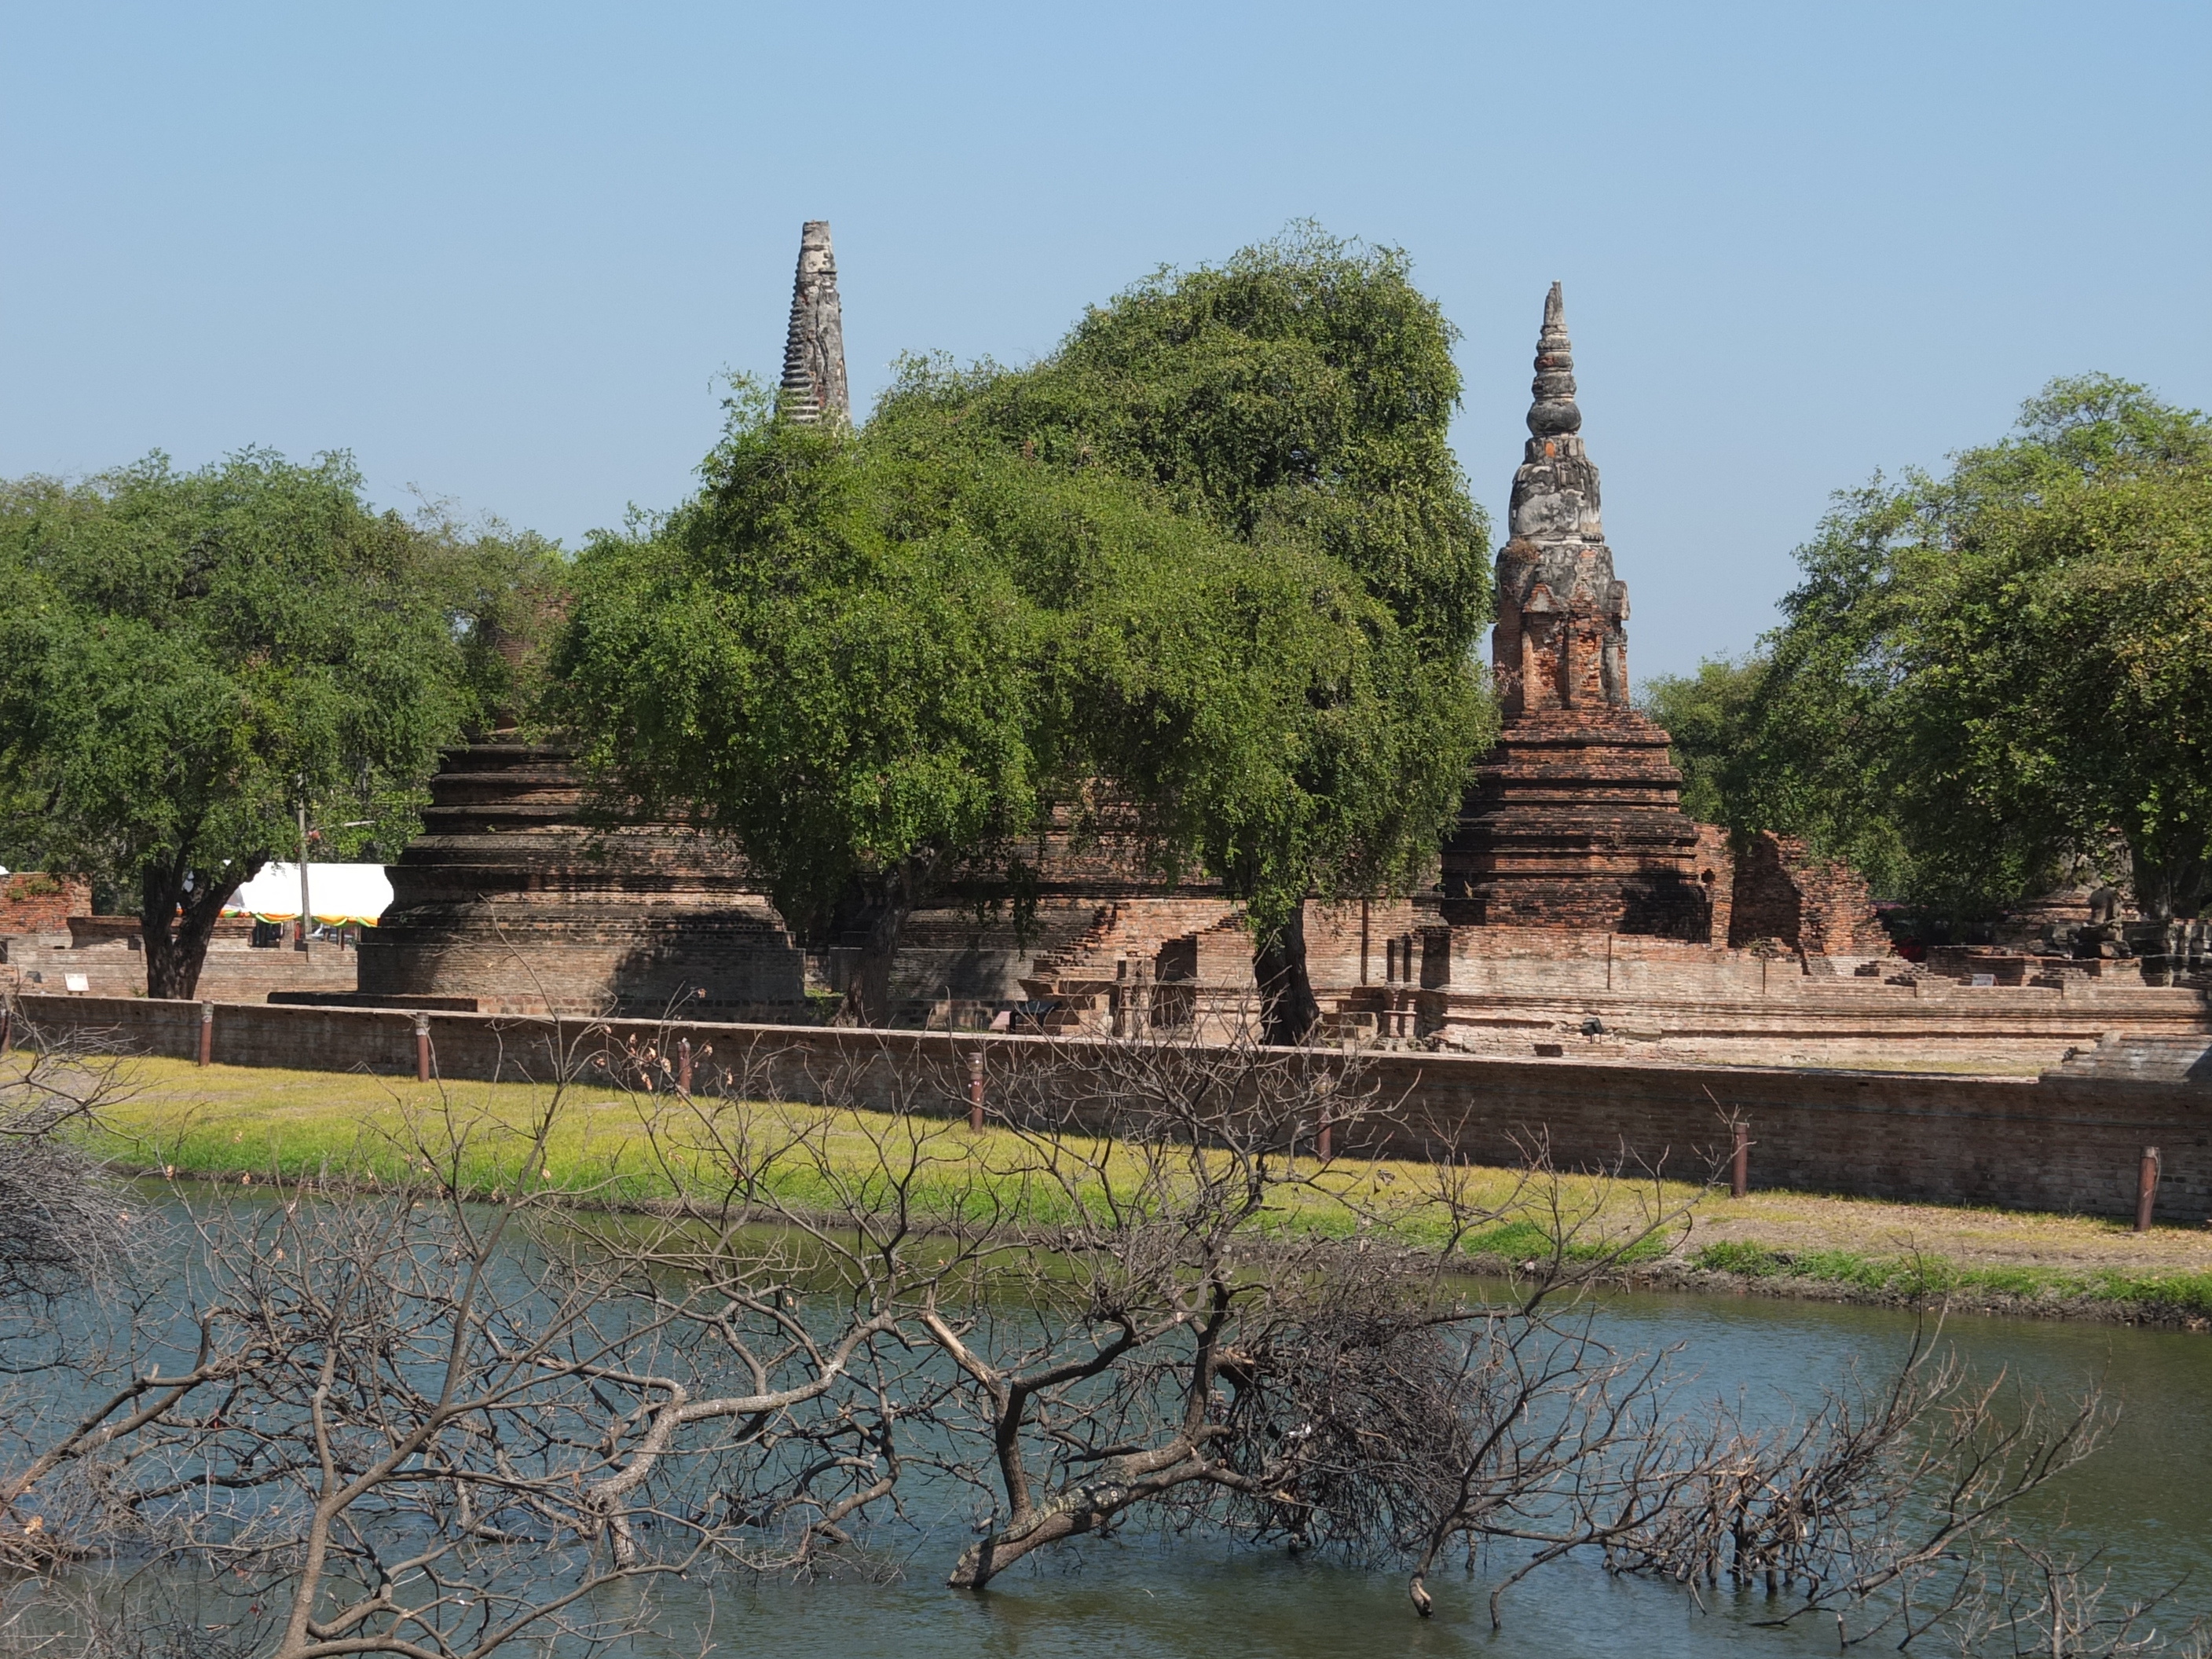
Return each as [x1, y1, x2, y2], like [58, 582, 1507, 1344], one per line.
[296, 793, 313, 957]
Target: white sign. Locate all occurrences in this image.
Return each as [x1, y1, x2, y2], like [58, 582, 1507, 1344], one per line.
[64, 972, 89, 993]
[1969, 973, 1997, 987]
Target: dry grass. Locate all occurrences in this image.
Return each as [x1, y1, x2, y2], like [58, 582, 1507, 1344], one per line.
[47, 1055, 2212, 1314]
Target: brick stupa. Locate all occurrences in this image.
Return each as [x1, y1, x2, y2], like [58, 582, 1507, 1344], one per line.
[1441, 284, 1708, 937]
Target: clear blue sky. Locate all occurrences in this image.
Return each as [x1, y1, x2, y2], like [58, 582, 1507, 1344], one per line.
[5, 2, 2207, 682]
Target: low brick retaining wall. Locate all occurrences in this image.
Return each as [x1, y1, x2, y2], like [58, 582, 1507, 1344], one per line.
[10, 994, 2207, 1223]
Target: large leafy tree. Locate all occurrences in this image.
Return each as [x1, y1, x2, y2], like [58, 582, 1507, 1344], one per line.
[1914, 464, 2212, 917]
[1647, 375, 2212, 917]
[551, 405, 1056, 1025]
[870, 227, 1493, 1036]
[0, 451, 548, 996]
[552, 385, 1439, 1029]
[555, 230, 1492, 1036]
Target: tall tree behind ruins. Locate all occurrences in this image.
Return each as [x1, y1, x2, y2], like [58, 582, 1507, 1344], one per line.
[877, 226, 1493, 1037]
[1644, 375, 2212, 921]
[556, 227, 1494, 1033]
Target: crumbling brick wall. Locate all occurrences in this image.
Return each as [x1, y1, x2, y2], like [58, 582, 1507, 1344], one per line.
[18, 994, 2206, 1220]
[1, 873, 92, 936]
[1727, 831, 1885, 955]
[1690, 825, 1734, 947]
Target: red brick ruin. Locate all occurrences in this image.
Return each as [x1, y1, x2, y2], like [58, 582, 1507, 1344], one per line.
[0, 873, 91, 936]
[1441, 284, 1708, 940]
[14, 251, 2199, 1080]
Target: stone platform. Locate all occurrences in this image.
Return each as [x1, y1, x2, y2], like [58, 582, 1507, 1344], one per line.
[1, 923, 361, 1003]
[356, 741, 808, 1019]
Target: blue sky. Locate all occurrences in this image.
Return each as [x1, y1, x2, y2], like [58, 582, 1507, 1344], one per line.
[5, 2, 2207, 682]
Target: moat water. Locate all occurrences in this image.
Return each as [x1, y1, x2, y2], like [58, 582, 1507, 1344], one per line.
[652, 1291, 2210, 1658]
[31, 1209, 2212, 1657]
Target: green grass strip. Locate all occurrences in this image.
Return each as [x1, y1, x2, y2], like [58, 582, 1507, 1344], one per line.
[70, 1058, 1696, 1267]
[1691, 1240, 2212, 1316]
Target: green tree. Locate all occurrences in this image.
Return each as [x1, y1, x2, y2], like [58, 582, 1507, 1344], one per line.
[552, 380, 1446, 1029]
[550, 403, 1055, 1025]
[556, 231, 1492, 1037]
[1912, 466, 2212, 917]
[870, 227, 1492, 1037]
[1684, 375, 2211, 916]
[0, 451, 542, 996]
[1638, 654, 1769, 827]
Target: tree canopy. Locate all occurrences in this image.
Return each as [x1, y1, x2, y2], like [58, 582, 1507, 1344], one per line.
[874, 224, 1489, 651]
[554, 229, 1493, 1031]
[0, 450, 561, 995]
[1643, 375, 2212, 919]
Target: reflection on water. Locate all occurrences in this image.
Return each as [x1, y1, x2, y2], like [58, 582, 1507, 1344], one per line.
[29, 1201, 2211, 1657]
[608, 1292, 2210, 1657]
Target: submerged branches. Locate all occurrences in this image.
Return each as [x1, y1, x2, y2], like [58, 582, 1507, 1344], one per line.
[0, 1022, 2171, 1654]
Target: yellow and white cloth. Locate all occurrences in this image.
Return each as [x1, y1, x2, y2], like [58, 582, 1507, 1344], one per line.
[221, 862, 393, 927]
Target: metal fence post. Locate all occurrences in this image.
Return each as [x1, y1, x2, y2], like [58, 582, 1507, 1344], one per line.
[415, 1013, 432, 1084]
[198, 1001, 214, 1067]
[1732, 1120, 1751, 1200]
[2137, 1146, 2162, 1233]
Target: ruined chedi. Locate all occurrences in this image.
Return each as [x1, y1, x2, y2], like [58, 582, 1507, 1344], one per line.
[357, 221, 1240, 1024]
[1440, 284, 1709, 937]
[779, 221, 849, 424]
[353, 226, 861, 1016]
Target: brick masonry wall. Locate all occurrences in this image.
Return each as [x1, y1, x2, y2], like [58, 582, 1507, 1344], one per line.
[14, 994, 2204, 1221]
[1729, 831, 1886, 955]
[1691, 826, 1734, 947]
[1302, 897, 1434, 994]
[6, 936, 361, 1001]
[2, 875, 92, 936]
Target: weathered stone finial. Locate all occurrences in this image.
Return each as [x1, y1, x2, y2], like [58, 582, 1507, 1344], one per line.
[1526, 281, 1581, 438]
[1507, 284, 1602, 545]
[779, 221, 849, 425]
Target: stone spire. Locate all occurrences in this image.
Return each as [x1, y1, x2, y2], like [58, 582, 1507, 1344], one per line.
[1492, 284, 1628, 716]
[1526, 280, 1582, 437]
[1507, 282, 1602, 545]
[1440, 282, 1705, 938]
[779, 221, 848, 425]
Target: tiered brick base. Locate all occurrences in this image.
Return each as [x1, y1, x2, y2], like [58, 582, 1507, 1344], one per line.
[357, 741, 808, 1018]
[1441, 710, 1708, 938]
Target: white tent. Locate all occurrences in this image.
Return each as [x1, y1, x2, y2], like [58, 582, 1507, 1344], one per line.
[222, 862, 393, 927]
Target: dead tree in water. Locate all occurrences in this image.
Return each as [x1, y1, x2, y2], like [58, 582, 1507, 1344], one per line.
[0, 1020, 2166, 1654]
[1594, 1317, 2113, 1650]
[851, 1037, 1706, 1595]
[0, 1057, 913, 1658]
[0, 1005, 141, 1303]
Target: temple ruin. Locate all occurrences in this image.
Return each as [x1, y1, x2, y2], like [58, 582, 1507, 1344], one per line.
[325, 247, 2207, 1071]
[355, 741, 806, 1018]
[1346, 285, 2209, 1071]
[1440, 284, 1708, 939]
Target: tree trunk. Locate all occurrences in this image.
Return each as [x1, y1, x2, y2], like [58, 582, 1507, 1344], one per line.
[947, 1438, 1210, 1590]
[2130, 838, 2208, 923]
[1253, 901, 1319, 1048]
[140, 861, 248, 1001]
[836, 865, 921, 1028]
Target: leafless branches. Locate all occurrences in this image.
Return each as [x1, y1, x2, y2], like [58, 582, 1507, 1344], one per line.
[0, 1020, 2183, 1654]
[0, 1005, 142, 1304]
